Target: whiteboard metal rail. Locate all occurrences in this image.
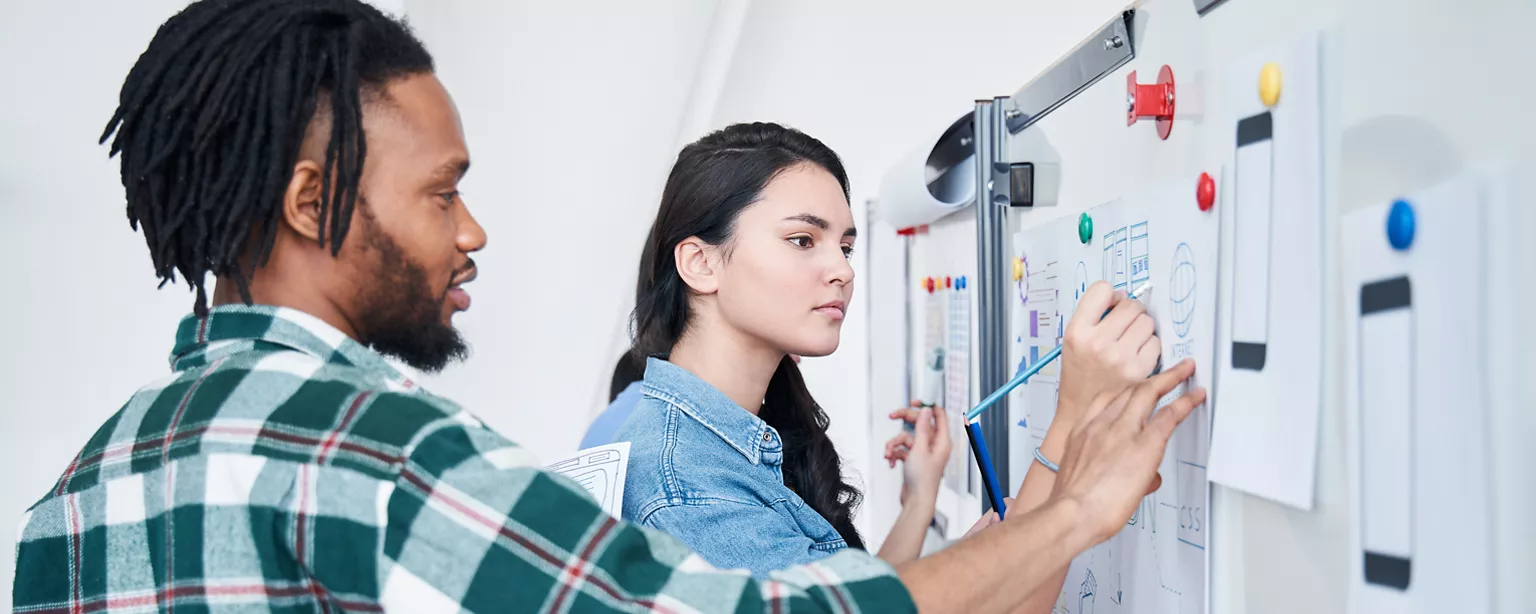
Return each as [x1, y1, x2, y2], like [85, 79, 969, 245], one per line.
[970, 98, 1010, 509]
[1004, 9, 1138, 134]
[920, 10, 1136, 197]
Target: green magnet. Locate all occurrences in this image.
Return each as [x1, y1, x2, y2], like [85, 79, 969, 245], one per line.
[1077, 213, 1093, 244]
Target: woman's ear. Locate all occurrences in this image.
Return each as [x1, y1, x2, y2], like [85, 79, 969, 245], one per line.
[675, 237, 720, 294]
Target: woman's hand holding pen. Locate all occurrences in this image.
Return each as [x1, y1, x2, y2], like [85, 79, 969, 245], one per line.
[1057, 281, 1162, 433]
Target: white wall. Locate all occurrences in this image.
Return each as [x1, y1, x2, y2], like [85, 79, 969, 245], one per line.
[707, 0, 1132, 546]
[397, 0, 722, 459]
[0, 0, 207, 597]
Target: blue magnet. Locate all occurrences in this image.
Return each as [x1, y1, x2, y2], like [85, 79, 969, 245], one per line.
[1387, 199, 1415, 251]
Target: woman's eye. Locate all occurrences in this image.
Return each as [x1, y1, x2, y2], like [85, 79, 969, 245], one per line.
[437, 191, 459, 207]
[788, 236, 812, 248]
[842, 245, 855, 259]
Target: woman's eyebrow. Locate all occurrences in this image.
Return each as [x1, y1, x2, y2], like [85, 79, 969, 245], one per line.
[784, 213, 857, 237]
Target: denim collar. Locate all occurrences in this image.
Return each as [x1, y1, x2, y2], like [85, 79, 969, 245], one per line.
[641, 357, 783, 466]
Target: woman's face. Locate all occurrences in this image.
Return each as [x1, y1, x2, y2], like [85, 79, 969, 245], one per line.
[713, 163, 855, 358]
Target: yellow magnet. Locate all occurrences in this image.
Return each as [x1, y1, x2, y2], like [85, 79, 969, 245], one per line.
[1011, 257, 1024, 281]
[1259, 62, 1282, 107]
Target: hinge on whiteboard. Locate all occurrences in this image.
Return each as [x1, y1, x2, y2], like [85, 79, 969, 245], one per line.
[1003, 162, 1061, 208]
[997, 123, 1062, 208]
[1003, 9, 1137, 134]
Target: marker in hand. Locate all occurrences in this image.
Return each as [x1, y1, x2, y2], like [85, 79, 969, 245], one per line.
[964, 282, 1153, 421]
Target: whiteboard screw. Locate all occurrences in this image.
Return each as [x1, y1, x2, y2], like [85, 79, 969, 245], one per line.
[1104, 36, 1124, 50]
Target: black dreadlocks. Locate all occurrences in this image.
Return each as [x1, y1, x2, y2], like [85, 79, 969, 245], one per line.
[101, 0, 434, 315]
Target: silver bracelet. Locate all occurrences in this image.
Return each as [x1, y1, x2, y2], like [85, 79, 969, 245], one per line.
[1033, 446, 1060, 473]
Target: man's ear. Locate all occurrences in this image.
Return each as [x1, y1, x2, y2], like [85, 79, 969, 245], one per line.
[282, 160, 327, 245]
[674, 237, 720, 295]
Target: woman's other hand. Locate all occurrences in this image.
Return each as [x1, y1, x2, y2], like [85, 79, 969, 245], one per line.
[884, 401, 951, 507]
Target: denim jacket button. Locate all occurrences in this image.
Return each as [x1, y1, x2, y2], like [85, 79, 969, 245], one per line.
[762, 431, 771, 443]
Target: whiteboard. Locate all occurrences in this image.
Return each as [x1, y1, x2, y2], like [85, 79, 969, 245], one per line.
[997, 0, 1535, 612]
[903, 210, 987, 538]
[1008, 178, 1219, 614]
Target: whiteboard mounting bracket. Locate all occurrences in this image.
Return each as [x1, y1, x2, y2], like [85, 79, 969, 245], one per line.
[1003, 9, 1137, 134]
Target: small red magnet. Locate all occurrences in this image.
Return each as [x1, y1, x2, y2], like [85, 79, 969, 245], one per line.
[1197, 172, 1215, 211]
[1127, 65, 1176, 140]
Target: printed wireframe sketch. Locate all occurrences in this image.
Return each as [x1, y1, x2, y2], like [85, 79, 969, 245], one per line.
[545, 441, 631, 518]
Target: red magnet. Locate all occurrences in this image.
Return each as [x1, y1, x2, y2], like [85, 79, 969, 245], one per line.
[945, 276, 953, 289]
[1196, 172, 1216, 211]
[1126, 65, 1176, 140]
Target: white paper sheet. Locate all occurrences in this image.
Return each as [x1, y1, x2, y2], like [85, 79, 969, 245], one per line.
[922, 291, 945, 407]
[1007, 228, 1068, 485]
[1207, 31, 1325, 510]
[921, 283, 976, 536]
[1007, 177, 1218, 614]
[1343, 170, 1497, 613]
[945, 284, 976, 497]
[545, 442, 631, 518]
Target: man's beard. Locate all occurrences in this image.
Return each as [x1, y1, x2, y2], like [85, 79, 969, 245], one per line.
[354, 221, 470, 373]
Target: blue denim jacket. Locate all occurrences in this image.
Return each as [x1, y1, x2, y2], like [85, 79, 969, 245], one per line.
[615, 357, 847, 577]
[580, 380, 643, 449]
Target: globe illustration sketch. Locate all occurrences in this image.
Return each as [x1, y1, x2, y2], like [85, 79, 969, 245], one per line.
[1169, 243, 1197, 338]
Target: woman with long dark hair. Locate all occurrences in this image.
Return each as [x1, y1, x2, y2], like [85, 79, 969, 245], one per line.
[615, 122, 1160, 580]
[615, 122, 958, 576]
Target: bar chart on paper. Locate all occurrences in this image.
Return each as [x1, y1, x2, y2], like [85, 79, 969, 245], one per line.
[1009, 247, 1065, 451]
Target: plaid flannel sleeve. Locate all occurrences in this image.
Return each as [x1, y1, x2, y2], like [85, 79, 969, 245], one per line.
[354, 417, 916, 613]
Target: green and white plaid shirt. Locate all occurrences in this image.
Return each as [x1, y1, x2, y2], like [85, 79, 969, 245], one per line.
[13, 305, 914, 613]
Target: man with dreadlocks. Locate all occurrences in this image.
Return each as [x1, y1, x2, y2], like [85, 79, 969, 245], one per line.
[14, 0, 1208, 611]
